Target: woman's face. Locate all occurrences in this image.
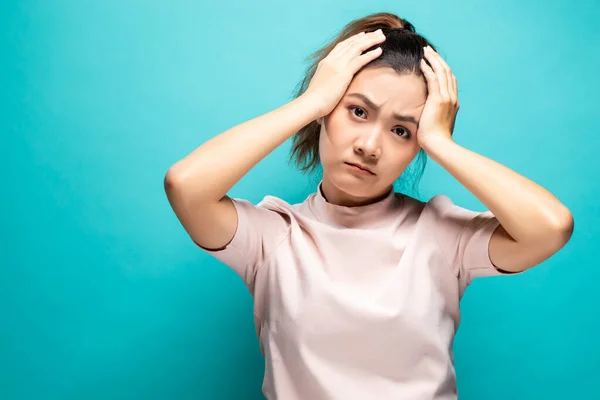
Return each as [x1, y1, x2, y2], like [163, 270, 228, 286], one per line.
[318, 66, 427, 207]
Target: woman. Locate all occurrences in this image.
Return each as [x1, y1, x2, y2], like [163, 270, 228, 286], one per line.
[164, 12, 573, 400]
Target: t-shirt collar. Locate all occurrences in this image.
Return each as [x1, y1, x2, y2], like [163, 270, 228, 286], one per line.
[309, 180, 401, 229]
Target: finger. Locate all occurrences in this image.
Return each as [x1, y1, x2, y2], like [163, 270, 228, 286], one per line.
[432, 50, 457, 102]
[420, 58, 439, 95]
[452, 75, 459, 107]
[444, 63, 456, 102]
[423, 48, 449, 98]
[350, 46, 383, 71]
[428, 47, 453, 79]
[331, 32, 364, 57]
[439, 57, 458, 102]
[424, 48, 450, 99]
[447, 68, 454, 97]
[340, 29, 385, 60]
[330, 31, 365, 58]
[453, 75, 458, 95]
[343, 31, 366, 47]
[340, 30, 382, 59]
[450, 73, 457, 100]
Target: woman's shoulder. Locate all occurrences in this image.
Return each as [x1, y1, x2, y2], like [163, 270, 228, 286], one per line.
[229, 192, 307, 225]
[400, 191, 462, 210]
[394, 191, 448, 211]
[397, 192, 478, 224]
[255, 193, 305, 213]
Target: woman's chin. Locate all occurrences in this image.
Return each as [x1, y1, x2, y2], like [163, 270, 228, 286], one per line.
[331, 173, 377, 197]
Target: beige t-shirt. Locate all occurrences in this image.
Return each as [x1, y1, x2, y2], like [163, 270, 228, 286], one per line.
[198, 181, 520, 399]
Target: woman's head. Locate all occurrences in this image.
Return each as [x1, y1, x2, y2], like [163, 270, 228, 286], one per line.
[289, 12, 436, 204]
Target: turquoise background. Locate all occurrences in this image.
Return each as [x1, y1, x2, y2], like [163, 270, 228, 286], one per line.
[2, 0, 599, 399]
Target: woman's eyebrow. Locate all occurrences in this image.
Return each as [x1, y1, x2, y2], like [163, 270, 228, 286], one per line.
[346, 93, 418, 125]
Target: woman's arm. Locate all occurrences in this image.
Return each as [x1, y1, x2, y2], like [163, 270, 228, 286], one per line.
[165, 31, 385, 250]
[165, 94, 320, 202]
[164, 94, 321, 250]
[423, 137, 574, 273]
[417, 46, 574, 273]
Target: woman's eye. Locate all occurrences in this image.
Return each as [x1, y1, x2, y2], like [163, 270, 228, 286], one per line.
[350, 106, 366, 119]
[393, 127, 411, 138]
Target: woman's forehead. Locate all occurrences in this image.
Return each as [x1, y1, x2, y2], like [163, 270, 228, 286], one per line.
[348, 69, 426, 109]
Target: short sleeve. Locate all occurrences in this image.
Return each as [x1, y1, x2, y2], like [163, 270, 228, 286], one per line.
[428, 195, 522, 294]
[194, 197, 290, 291]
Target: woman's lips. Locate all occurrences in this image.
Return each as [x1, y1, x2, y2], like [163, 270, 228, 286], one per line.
[345, 162, 375, 175]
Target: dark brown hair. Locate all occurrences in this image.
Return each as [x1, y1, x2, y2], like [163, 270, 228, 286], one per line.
[287, 12, 437, 196]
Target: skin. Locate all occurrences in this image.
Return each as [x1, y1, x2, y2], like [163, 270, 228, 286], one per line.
[317, 66, 426, 207]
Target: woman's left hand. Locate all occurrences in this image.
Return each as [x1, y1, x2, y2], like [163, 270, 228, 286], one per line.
[417, 46, 460, 148]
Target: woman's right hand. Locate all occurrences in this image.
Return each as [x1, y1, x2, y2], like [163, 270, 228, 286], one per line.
[303, 29, 386, 118]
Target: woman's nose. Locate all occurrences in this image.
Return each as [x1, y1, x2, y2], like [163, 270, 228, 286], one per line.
[354, 129, 382, 159]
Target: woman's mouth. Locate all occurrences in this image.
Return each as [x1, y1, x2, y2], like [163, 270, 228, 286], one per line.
[345, 162, 375, 175]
